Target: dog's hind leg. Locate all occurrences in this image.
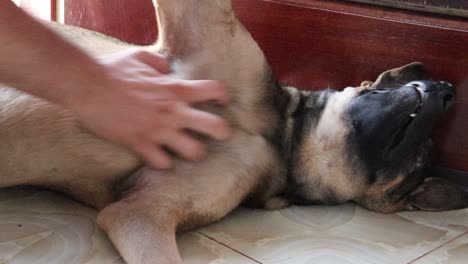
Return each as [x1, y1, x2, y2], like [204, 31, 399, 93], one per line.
[97, 133, 278, 264]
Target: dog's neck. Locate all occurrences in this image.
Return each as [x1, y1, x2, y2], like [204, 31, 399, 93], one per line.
[242, 85, 336, 208]
[280, 86, 337, 199]
[281, 86, 336, 160]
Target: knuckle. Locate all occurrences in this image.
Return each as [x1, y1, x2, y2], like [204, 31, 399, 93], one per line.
[134, 49, 150, 58]
[151, 129, 170, 143]
[153, 100, 179, 114]
[171, 82, 190, 94]
[156, 78, 177, 88]
[128, 136, 145, 149]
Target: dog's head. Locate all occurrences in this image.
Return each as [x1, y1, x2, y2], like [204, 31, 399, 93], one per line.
[288, 62, 467, 213]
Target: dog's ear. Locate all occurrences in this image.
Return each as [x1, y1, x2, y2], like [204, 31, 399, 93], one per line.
[371, 62, 428, 89]
[406, 178, 468, 211]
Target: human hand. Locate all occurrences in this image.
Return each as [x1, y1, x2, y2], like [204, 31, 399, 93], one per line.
[69, 49, 231, 169]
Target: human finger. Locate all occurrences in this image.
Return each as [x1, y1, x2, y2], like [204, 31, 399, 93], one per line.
[159, 131, 206, 161]
[171, 80, 229, 105]
[175, 106, 231, 140]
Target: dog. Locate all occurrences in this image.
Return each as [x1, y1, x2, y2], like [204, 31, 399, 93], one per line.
[1, 0, 467, 263]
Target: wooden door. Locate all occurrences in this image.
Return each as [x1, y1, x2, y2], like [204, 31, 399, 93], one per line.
[64, 0, 157, 45]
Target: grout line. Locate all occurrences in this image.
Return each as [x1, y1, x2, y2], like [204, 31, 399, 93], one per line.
[197, 232, 264, 264]
[407, 231, 468, 263]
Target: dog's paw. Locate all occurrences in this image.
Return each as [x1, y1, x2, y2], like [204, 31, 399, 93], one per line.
[264, 196, 290, 210]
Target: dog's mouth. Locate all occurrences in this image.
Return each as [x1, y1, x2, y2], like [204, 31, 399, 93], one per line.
[383, 81, 455, 159]
[383, 83, 425, 157]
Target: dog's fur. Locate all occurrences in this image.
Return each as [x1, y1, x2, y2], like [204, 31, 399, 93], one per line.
[1, 0, 467, 263]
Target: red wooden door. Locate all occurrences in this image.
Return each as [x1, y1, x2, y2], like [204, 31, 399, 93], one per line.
[64, 0, 157, 45]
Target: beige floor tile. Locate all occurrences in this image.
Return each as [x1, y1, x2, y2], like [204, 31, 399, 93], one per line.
[411, 232, 468, 264]
[0, 188, 258, 264]
[179, 233, 259, 264]
[199, 204, 468, 264]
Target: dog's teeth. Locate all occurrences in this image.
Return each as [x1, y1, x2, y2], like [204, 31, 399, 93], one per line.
[410, 113, 417, 118]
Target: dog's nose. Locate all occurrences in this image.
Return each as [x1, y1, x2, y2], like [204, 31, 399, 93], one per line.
[407, 81, 455, 111]
[438, 81, 453, 89]
[426, 81, 456, 111]
[407, 81, 454, 92]
[437, 81, 455, 111]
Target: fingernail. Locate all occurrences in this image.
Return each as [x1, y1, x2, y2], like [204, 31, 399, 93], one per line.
[217, 83, 230, 105]
[218, 123, 232, 140]
[219, 94, 231, 105]
[153, 159, 172, 170]
[194, 148, 207, 160]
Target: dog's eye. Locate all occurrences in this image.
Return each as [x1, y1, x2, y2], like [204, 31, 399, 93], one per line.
[352, 120, 362, 132]
[369, 90, 390, 95]
[407, 82, 423, 88]
[359, 89, 390, 96]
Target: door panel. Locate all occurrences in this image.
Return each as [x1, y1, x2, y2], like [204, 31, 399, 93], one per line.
[64, 0, 157, 45]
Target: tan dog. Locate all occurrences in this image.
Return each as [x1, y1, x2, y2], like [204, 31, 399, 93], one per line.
[1, 0, 466, 263]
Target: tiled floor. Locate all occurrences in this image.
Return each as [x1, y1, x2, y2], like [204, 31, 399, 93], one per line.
[1, 187, 467, 264]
